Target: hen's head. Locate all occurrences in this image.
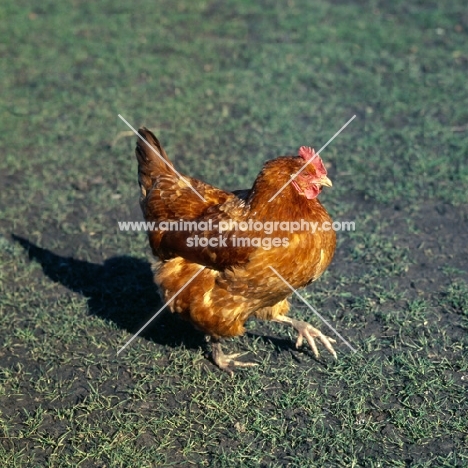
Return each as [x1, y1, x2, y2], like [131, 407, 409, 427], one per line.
[291, 146, 332, 200]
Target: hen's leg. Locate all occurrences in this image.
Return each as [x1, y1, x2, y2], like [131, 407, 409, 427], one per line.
[211, 338, 257, 376]
[273, 316, 337, 359]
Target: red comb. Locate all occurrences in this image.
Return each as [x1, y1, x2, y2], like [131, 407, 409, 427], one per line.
[298, 146, 327, 176]
[298, 146, 316, 161]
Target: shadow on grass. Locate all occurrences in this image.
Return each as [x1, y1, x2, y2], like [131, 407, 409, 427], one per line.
[12, 235, 206, 350]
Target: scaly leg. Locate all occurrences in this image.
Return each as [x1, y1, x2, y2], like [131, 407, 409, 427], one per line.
[211, 338, 257, 376]
[273, 316, 337, 359]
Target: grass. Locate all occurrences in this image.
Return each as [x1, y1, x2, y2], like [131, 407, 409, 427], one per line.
[1, 0, 468, 466]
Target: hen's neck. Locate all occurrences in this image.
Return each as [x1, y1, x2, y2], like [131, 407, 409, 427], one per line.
[247, 180, 328, 222]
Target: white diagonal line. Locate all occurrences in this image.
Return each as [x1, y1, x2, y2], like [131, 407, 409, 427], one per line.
[118, 114, 207, 203]
[268, 266, 357, 354]
[268, 115, 356, 202]
[117, 266, 205, 355]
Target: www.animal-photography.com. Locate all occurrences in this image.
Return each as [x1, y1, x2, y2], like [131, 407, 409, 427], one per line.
[1, 1, 467, 466]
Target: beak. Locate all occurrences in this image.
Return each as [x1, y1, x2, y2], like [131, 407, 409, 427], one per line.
[318, 175, 333, 187]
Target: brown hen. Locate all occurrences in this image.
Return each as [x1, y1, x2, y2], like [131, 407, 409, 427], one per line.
[135, 128, 337, 374]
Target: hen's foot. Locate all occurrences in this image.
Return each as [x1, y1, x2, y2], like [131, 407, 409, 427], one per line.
[211, 340, 257, 376]
[274, 316, 337, 359]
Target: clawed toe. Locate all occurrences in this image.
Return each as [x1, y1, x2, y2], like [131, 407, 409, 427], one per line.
[275, 316, 338, 359]
[297, 324, 337, 358]
[211, 341, 257, 376]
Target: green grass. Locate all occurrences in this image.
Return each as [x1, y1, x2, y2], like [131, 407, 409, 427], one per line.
[1, 0, 468, 466]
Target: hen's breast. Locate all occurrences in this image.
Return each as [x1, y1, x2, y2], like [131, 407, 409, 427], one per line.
[219, 201, 336, 304]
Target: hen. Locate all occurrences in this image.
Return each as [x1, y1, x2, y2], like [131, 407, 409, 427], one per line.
[135, 128, 337, 374]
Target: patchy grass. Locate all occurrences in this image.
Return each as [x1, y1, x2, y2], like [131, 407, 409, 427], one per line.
[1, 0, 467, 466]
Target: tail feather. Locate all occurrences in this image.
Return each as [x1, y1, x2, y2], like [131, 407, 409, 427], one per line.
[136, 127, 174, 197]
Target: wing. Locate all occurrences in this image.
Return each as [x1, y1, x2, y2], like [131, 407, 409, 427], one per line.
[147, 191, 256, 270]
